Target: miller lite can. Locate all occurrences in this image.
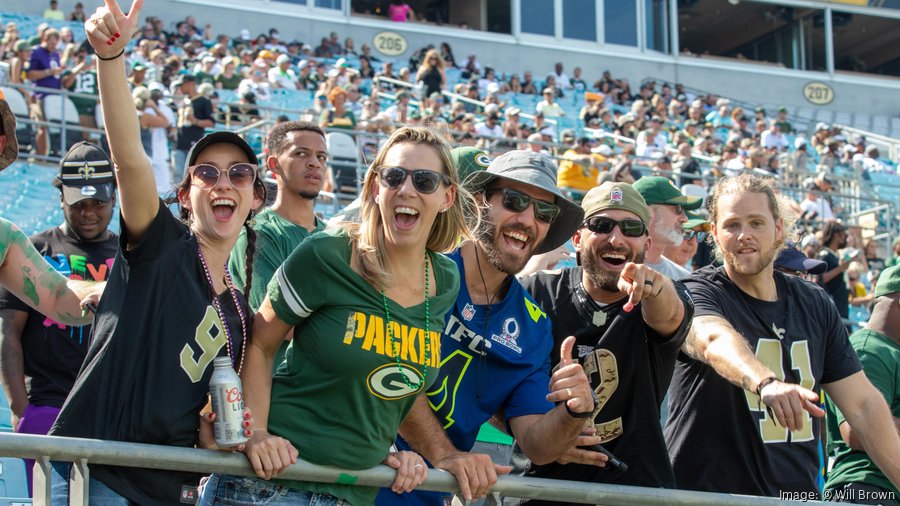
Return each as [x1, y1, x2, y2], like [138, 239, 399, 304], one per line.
[209, 356, 247, 446]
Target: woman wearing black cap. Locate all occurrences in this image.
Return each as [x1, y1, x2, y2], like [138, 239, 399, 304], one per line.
[48, 1, 265, 504]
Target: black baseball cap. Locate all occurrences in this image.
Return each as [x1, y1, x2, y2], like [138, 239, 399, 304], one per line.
[185, 131, 259, 173]
[58, 142, 115, 205]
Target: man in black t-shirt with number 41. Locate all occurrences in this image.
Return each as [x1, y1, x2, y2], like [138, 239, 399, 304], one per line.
[664, 173, 900, 498]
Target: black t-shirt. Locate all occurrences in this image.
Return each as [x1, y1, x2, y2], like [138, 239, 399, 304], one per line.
[176, 95, 214, 151]
[665, 265, 861, 497]
[0, 226, 118, 407]
[50, 203, 249, 506]
[818, 248, 849, 318]
[516, 267, 693, 503]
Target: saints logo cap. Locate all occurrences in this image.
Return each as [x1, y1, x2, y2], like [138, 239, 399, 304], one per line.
[58, 141, 115, 205]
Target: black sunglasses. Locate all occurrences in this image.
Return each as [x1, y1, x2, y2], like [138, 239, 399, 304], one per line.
[583, 216, 647, 237]
[486, 188, 560, 224]
[683, 230, 708, 241]
[189, 163, 257, 189]
[378, 166, 450, 194]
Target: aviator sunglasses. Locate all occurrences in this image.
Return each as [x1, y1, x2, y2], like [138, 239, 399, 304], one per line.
[485, 188, 561, 224]
[683, 230, 708, 241]
[378, 166, 451, 194]
[583, 216, 647, 237]
[189, 163, 257, 189]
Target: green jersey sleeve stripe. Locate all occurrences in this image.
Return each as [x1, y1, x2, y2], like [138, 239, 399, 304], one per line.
[276, 266, 312, 318]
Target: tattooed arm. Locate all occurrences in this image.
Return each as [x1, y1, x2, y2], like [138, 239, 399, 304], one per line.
[0, 218, 95, 326]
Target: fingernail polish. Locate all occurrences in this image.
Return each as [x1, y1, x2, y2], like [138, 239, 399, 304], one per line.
[244, 412, 251, 420]
[106, 40, 113, 45]
[114, 32, 120, 38]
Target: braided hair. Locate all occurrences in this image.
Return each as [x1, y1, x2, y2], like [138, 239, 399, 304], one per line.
[242, 215, 258, 301]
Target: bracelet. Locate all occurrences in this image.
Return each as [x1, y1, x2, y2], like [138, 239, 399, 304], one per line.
[755, 376, 779, 397]
[564, 389, 599, 419]
[95, 49, 124, 61]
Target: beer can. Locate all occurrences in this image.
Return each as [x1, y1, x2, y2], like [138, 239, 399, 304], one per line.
[209, 356, 248, 447]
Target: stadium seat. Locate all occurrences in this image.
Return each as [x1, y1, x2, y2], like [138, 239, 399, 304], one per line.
[325, 131, 361, 202]
[42, 95, 81, 155]
[0, 457, 30, 501]
[1, 87, 33, 152]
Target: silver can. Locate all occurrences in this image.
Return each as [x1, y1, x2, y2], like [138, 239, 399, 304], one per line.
[209, 356, 248, 447]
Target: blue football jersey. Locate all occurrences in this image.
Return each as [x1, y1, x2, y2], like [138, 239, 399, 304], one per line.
[377, 249, 556, 506]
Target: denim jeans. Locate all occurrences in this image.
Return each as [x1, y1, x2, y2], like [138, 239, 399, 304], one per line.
[198, 474, 349, 506]
[49, 461, 136, 505]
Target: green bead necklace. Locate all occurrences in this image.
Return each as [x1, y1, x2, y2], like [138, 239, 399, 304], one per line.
[381, 250, 431, 390]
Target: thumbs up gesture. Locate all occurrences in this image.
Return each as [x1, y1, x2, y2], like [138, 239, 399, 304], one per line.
[547, 336, 596, 417]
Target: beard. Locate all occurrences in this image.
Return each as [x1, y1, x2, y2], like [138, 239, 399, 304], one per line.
[476, 219, 537, 275]
[581, 242, 646, 293]
[653, 220, 684, 247]
[298, 190, 319, 200]
[721, 242, 779, 276]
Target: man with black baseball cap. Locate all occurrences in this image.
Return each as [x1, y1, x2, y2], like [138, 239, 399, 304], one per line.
[514, 182, 694, 500]
[377, 150, 596, 506]
[0, 141, 118, 494]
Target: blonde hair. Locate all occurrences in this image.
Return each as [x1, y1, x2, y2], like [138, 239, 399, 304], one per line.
[422, 48, 445, 70]
[343, 126, 477, 288]
[707, 173, 797, 258]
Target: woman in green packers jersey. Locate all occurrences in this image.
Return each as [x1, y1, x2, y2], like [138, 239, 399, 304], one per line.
[199, 126, 475, 506]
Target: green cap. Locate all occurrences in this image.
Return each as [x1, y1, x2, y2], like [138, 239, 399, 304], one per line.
[683, 210, 710, 230]
[581, 182, 650, 225]
[874, 265, 900, 297]
[451, 147, 491, 181]
[632, 176, 703, 210]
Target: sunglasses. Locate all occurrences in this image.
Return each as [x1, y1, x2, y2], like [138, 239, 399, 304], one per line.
[583, 216, 647, 237]
[189, 163, 257, 189]
[378, 166, 450, 194]
[486, 188, 560, 224]
[666, 204, 685, 215]
[683, 230, 708, 241]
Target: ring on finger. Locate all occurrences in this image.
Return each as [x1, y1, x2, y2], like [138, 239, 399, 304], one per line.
[644, 279, 654, 287]
[566, 387, 572, 399]
[414, 464, 424, 469]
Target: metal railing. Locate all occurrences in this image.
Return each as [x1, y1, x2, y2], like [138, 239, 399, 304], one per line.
[0, 433, 836, 506]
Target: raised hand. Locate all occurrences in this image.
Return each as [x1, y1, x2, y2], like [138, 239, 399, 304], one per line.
[616, 262, 663, 312]
[546, 336, 595, 416]
[83, 0, 144, 58]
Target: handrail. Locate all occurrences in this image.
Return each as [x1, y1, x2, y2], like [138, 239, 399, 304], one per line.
[0, 433, 832, 506]
[833, 123, 900, 163]
[373, 75, 419, 90]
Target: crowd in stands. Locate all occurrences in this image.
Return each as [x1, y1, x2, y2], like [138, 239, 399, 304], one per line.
[2, 2, 900, 505]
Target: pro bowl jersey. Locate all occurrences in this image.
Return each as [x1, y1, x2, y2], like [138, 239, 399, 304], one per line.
[378, 249, 555, 506]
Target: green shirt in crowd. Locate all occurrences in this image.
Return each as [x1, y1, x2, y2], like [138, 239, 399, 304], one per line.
[66, 70, 98, 116]
[824, 329, 900, 498]
[229, 208, 325, 369]
[194, 70, 216, 85]
[266, 228, 459, 505]
[214, 72, 243, 91]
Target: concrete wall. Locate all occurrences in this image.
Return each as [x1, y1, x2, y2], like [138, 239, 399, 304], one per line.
[8, 0, 900, 126]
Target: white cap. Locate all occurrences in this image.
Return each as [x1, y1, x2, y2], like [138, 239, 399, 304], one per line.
[715, 98, 731, 107]
[539, 127, 555, 137]
[816, 122, 829, 131]
[240, 29, 250, 40]
[794, 136, 808, 149]
[202, 55, 216, 64]
[591, 144, 613, 155]
[276, 54, 290, 65]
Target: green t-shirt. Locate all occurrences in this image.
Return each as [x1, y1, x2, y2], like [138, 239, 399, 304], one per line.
[229, 208, 325, 311]
[194, 70, 216, 85]
[214, 72, 243, 91]
[320, 109, 357, 130]
[824, 329, 900, 497]
[229, 208, 324, 370]
[266, 229, 459, 505]
[66, 70, 98, 116]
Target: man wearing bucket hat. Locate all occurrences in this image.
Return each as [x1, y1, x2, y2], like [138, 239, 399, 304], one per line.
[0, 141, 118, 494]
[513, 182, 694, 500]
[377, 150, 599, 506]
[633, 176, 703, 280]
[824, 265, 900, 504]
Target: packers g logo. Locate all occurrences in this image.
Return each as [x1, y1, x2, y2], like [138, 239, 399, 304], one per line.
[475, 153, 491, 168]
[367, 363, 423, 400]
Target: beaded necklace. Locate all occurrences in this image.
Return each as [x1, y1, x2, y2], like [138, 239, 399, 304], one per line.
[381, 250, 431, 390]
[197, 245, 248, 374]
